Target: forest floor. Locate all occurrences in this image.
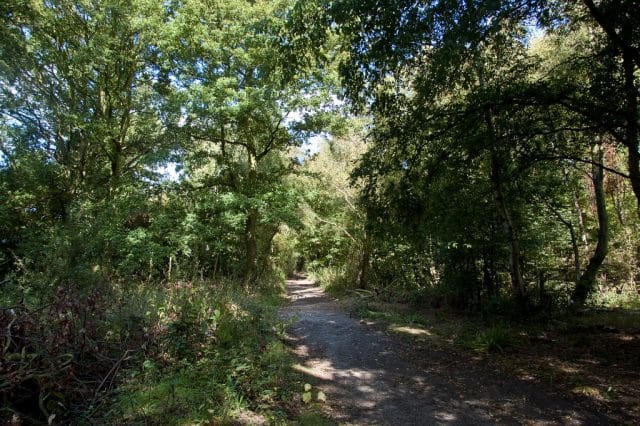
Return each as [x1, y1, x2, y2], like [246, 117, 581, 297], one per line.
[280, 277, 638, 425]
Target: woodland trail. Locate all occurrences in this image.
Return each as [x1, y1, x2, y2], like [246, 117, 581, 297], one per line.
[280, 277, 611, 425]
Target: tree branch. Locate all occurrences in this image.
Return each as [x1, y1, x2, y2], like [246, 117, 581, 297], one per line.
[539, 155, 630, 179]
[311, 211, 357, 243]
[257, 113, 289, 161]
[582, 0, 640, 68]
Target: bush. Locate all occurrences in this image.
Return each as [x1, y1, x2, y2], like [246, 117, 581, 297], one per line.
[103, 280, 296, 424]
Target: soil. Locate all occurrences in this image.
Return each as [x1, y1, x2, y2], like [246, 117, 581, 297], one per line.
[280, 277, 617, 425]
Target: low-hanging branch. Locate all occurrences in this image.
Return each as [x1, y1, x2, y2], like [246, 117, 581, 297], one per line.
[538, 155, 630, 180]
[309, 210, 357, 243]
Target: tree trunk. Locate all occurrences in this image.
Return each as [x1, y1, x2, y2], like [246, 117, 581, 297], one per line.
[622, 52, 640, 213]
[548, 202, 581, 285]
[259, 225, 279, 278]
[356, 233, 371, 289]
[573, 145, 609, 305]
[582, 0, 640, 69]
[477, 67, 526, 307]
[109, 142, 121, 198]
[489, 150, 526, 306]
[569, 224, 581, 286]
[573, 191, 589, 248]
[482, 253, 496, 298]
[483, 104, 526, 307]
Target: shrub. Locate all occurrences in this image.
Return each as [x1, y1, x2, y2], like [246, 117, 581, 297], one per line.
[103, 281, 296, 424]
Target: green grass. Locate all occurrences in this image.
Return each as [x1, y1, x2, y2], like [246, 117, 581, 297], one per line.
[307, 266, 357, 297]
[458, 324, 518, 353]
[573, 309, 640, 332]
[354, 300, 522, 354]
[355, 301, 426, 326]
[107, 341, 294, 424]
[97, 280, 302, 425]
[109, 361, 240, 424]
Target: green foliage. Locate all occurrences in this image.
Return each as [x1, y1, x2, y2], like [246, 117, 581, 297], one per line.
[306, 0, 640, 315]
[0, 0, 175, 199]
[2, 0, 640, 421]
[355, 301, 426, 328]
[1, 288, 107, 421]
[302, 383, 313, 404]
[104, 281, 295, 425]
[272, 226, 301, 278]
[300, 383, 326, 405]
[587, 289, 640, 311]
[570, 308, 640, 333]
[309, 266, 350, 295]
[0, 1, 332, 421]
[294, 129, 369, 292]
[459, 325, 518, 354]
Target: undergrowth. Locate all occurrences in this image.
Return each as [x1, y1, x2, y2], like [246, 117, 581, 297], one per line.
[354, 302, 425, 326]
[457, 325, 518, 353]
[587, 288, 640, 310]
[308, 266, 350, 296]
[100, 281, 297, 424]
[1, 279, 302, 424]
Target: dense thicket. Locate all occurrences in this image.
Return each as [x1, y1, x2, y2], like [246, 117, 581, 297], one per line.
[0, 0, 331, 421]
[296, 0, 639, 314]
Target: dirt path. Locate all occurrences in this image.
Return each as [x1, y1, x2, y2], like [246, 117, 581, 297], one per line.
[280, 277, 612, 425]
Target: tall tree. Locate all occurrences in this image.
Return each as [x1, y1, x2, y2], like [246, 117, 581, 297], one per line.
[159, 0, 331, 285]
[324, 0, 639, 209]
[0, 0, 172, 206]
[316, 0, 632, 308]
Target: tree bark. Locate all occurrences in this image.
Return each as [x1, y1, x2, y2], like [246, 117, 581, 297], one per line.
[489, 149, 526, 306]
[356, 232, 371, 289]
[109, 139, 122, 198]
[573, 191, 589, 248]
[572, 145, 609, 305]
[259, 225, 279, 278]
[622, 52, 640, 213]
[548, 202, 581, 285]
[569, 223, 581, 286]
[484, 106, 526, 306]
[582, 0, 640, 69]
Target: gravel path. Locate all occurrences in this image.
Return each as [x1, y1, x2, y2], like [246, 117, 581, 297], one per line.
[280, 277, 612, 425]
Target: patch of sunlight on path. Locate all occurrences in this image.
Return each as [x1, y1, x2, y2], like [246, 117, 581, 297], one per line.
[279, 277, 611, 425]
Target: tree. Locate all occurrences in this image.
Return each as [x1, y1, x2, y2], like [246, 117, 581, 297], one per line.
[324, 0, 639, 208]
[156, 0, 333, 285]
[295, 127, 367, 287]
[304, 0, 640, 308]
[0, 0, 173, 205]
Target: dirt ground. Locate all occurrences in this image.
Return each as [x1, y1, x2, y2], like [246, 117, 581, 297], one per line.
[280, 277, 620, 425]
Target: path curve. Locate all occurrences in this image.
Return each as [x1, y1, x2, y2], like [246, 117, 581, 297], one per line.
[280, 277, 610, 425]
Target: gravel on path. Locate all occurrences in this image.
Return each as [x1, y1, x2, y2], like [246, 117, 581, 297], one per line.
[280, 277, 612, 425]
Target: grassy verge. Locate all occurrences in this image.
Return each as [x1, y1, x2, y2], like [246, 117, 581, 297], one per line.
[2, 274, 337, 424]
[95, 281, 307, 424]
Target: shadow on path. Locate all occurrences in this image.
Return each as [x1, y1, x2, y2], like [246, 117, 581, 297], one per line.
[280, 277, 610, 425]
